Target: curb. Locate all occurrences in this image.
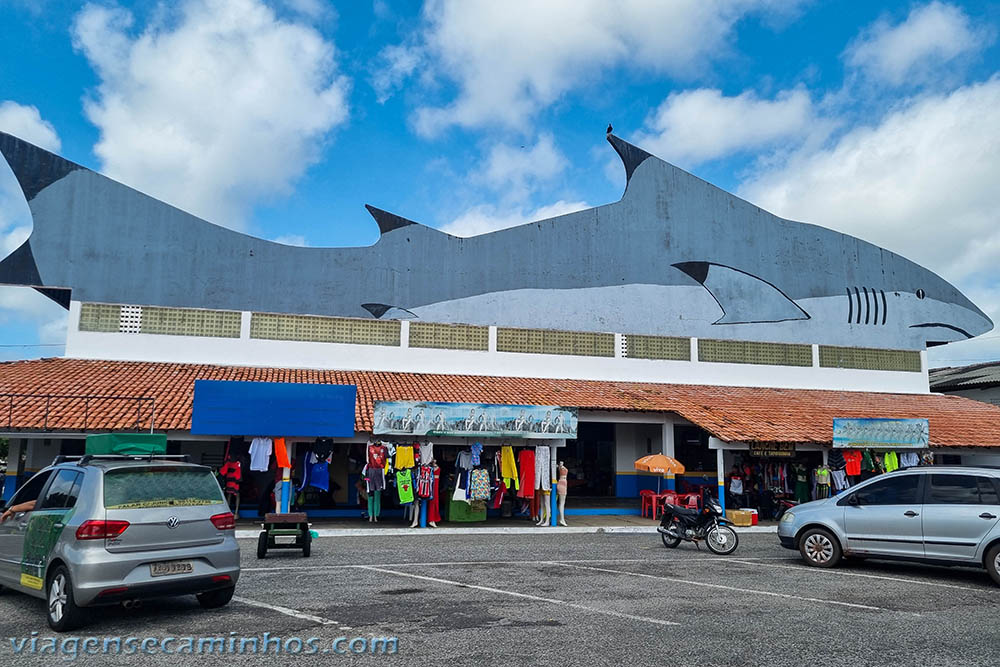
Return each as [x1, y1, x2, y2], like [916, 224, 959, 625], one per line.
[235, 525, 778, 538]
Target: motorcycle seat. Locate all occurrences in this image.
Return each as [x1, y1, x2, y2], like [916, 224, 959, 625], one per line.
[665, 505, 701, 517]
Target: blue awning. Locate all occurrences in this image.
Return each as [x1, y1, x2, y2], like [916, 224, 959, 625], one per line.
[191, 380, 356, 437]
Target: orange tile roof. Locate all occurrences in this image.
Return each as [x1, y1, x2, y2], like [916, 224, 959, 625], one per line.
[0, 357, 998, 447]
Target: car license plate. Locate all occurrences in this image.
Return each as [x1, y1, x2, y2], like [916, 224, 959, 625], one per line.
[149, 560, 193, 577]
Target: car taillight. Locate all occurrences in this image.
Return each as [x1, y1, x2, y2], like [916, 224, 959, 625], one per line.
[210, 512, 235, 530]
[76, 520, 130, 540]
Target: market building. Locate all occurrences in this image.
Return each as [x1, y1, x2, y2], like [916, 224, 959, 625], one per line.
[1, 129, 999, 523]
[931, 362, 1000, 407]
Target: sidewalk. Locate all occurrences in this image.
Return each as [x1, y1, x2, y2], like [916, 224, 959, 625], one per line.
[234, 514, 779, 538]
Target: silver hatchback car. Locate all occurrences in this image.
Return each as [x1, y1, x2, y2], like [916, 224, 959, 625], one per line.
[0, 455, 240, 631]
[778, 466, 1000, 584]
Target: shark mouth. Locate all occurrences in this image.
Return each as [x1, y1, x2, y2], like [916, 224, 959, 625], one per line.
[909, 322, 974, 339]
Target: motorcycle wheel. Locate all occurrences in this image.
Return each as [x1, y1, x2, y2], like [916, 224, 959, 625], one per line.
[706, 525, 739, 555]
[661, 531, 681, 548]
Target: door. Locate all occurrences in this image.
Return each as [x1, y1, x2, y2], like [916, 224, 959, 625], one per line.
[921, 474, 1000, 562]
[842, 473, 923, 557]
[19, 470, 83, 592]
[0, 470, 54, 586]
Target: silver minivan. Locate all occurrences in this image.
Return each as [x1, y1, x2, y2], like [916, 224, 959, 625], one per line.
[777, 466, 1000, 584]
[0, 455, 240, 631]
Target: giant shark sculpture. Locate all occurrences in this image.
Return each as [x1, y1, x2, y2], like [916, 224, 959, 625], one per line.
[0, 131, 990, 350]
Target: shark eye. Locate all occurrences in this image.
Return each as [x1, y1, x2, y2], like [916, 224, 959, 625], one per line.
[915, 289, 925, 300]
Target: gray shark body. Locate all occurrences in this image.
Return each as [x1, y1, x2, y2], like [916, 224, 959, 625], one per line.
[0, 132, 990, 350]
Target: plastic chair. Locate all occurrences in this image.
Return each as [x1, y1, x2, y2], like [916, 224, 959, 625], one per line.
[639, 490, 656, 518]
[680, 493, 700, 510]
[653, 492, 679, 519]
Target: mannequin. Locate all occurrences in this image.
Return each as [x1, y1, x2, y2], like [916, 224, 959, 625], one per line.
[535, 491, 550, 526]
[556, 461, 568, 526]
[428, 461, 441, 528]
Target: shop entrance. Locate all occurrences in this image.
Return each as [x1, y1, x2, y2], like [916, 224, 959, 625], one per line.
[563, 422, 615, 497]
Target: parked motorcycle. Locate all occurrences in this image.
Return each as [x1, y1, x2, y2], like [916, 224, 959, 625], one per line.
[657, 490, 739, 555]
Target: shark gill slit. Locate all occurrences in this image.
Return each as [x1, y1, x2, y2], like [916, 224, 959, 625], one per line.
[863, 287, 870, 325]
[872, 287, 878, 325]
[881, 290, 887, 325]
[846, 288, 853, 323]
[854, 287, 862, 324]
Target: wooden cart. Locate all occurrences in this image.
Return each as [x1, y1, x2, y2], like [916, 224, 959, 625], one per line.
[256, 512, 312, 558]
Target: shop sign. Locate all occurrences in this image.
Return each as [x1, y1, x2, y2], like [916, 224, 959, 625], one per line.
[748, 443, 796, 458]
[373, 401, 577, 439]
[833, 418, 929, 449]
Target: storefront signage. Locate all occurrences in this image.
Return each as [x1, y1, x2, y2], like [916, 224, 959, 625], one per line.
[832, 418, 929, 449]
[748, 443, 796, 458]
[373, 401, 577, 439]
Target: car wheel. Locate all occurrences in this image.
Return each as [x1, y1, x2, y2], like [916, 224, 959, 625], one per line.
[798, 528, 842, 568]
[256, 531, 268, 559]
[986, 543, 1000, 586]
[197, 585, 235, 609]
[47, 565, 85, 632]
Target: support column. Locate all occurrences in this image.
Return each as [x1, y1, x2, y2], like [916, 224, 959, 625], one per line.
[3, 438, 24, 501]
[549, 442, 558, 527]
[662, 418, 676, 492]
[716, 448, 726, 514]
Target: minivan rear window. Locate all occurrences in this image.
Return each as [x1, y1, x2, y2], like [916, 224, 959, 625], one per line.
[104, 467, 224, 510]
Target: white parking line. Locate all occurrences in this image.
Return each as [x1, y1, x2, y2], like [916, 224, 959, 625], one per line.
[726, 558, 989, 592]
[239, 556, 790, 573]
[357, 565, 680, 627]
[549, 562, 887, 612]
[233, 596, 351, 630]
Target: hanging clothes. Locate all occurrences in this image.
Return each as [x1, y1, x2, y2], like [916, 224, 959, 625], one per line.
[219, 460, 242, 495]
[274, 437, 291, 469]
[843, 450, 862, 476]
[368, 443, 388, 469]
[469, 468, 491, 500]
[363, 463, 385, 492]
[899, 451, 920, 468]
[884, 451, 900, 472]
[306, 452, 330, 492]
[500, 445, 519, 491]
[396, 469, 414, 504]
[831, 469, 849, 492]
[416, 465, 433, 499]
[470, 442, 483, 466]
[249, 437, 273, 472]
[396, 445, 415, 469]
[420, 441, 434, 465]
[534, 445, 551, 491]
[427, 467, 442, 523]
[517, 449, 536, 498]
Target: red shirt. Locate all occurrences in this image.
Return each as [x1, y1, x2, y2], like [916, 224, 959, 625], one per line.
[843, 450, 862, 476]
[368, 444, 387, 468]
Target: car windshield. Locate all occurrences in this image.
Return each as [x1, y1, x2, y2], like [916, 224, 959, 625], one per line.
[103, 466, 224, 510]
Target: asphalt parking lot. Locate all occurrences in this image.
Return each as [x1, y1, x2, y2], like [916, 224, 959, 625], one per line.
[1, 532, 998, 666]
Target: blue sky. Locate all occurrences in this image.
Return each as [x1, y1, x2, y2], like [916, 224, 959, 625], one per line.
[0, 0, 998, 366]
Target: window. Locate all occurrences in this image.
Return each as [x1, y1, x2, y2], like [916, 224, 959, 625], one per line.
[7, 470, 54, 508]
[104, 467, 224, 509]
[927, 474, 999, 505]
[852, 475, 920, 505]
[38, 470, 83, 510]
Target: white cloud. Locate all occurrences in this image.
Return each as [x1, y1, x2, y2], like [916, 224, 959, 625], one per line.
[395, 0, 806, 136]
[0, 102, 61, 152]
[72, 0, 350, 228]
[844, 2, 992, 86]
[478, 133, 567, 201]
[740, 77, 1000, 361]
[633, 87, 819, 166]
[371, 44, 424, 104]
[440, 199, 589, 237]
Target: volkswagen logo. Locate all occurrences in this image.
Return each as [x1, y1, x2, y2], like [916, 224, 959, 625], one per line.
[165, 516, 180, 529]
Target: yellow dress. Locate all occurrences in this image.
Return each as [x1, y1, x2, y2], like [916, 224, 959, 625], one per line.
[500, 445, 519, 490]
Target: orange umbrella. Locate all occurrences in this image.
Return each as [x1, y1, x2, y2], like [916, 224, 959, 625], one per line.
[634, 454, 685, 493]
[634, 454, 685, 475]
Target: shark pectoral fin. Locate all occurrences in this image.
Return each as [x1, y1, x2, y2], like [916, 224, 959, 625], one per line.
[362, 303, 418, 320]
[0, 239, 43, 287]
[673, 261, 810, 324]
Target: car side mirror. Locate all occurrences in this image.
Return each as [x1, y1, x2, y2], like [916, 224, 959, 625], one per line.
[847, 494, 860, 506]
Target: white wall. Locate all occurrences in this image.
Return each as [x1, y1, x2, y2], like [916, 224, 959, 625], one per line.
[935, 386, 1000, 407]
[65, 302, 930, 394]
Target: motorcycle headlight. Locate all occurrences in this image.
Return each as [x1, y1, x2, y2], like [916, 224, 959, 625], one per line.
[780, 512, 795, 523]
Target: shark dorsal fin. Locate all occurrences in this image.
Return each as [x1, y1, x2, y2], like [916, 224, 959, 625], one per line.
[606, 134, 653, 184]
[365, 205, 419, 235]
[0, 132, 84, 202]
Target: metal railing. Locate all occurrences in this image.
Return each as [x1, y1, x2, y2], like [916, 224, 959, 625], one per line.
[0, 393, 156, 433]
